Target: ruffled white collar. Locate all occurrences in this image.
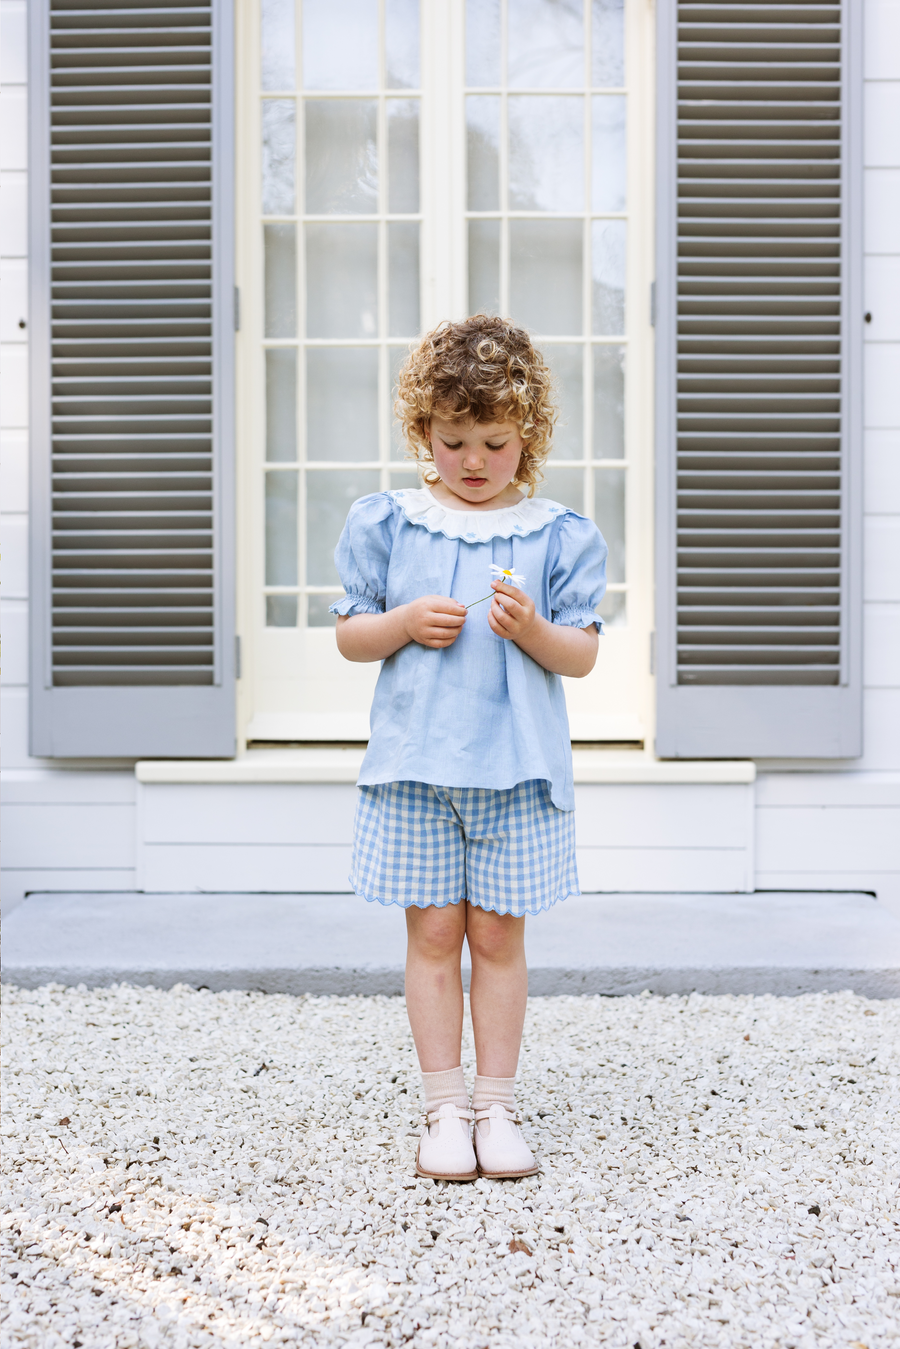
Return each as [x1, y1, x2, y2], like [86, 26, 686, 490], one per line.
[392, 486, 565, 544]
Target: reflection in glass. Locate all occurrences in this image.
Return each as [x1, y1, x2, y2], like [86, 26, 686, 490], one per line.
[306, 223, 378, 338]
[466, 96, 500, 211]
[543, 345, 583, 458]
[305, 100, 377, 214]
[390, 344, 412, 458]
[592, 0, 625, 87]
[510, 220, 582, 336]
[465, 0, 501, 87]
[509, 96, 583, 213]
[264, 224, 297, 338]
[592, 220, 626, 335]
[592, 96, 626, 213]
[265, 470, 298, 584]
[388, 100, 420, 213]
[468, 219, 500, 316]
[592, 344, 624, 458]
[508, 0, 584, 89]
[307, 348, 378, 461]
[261, 100, 295, 215]
[388, 223, 420, 336]
[597, 588, 625, 627]
[307, 469, 381, 585]
[539, 466, 584, 514]
[389, 467, 420, 489]
[302, 0, 378, 90]
[265, 348, 297, 461]
[307, 594, 338, 627]
[595, 467, 625, 581]
[386, 0, 420, 88]
[261, 0, 295, 90]
[266, 594, 298, 626]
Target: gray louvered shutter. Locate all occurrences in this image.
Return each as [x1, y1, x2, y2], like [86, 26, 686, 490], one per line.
[28, 0, 236, 757]
[654, 0, 863, 759]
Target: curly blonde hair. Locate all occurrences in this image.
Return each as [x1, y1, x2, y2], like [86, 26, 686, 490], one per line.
[394, 315, 557, 496]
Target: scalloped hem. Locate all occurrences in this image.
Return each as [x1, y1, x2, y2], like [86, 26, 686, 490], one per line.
[392, 486, 566, 544]
[349, 883, 579, 916]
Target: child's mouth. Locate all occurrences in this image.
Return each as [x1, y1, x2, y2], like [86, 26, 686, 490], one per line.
[462, 477, 487, 487]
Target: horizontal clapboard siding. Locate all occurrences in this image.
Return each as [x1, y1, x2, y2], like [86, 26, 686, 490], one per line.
[29, 0, 236, 756]
[655, 0, 862, 758]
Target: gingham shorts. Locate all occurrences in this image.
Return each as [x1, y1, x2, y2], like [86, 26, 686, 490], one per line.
[350, 779, 579, 917]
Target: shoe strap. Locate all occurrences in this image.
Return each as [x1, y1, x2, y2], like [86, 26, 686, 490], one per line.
[474, 1105, 520, 1124]
[424, 1105, 475, 1126]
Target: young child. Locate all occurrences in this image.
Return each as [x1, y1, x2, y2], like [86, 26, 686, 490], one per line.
[330, 315, 607, 1181]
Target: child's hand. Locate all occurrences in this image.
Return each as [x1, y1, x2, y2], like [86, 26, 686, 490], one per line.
[403, 595, 467, 649]
[488, 580, 538, 642]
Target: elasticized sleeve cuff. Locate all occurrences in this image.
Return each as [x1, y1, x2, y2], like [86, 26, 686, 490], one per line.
[552, 604, 604, 633]
[329, 593, 385, 617]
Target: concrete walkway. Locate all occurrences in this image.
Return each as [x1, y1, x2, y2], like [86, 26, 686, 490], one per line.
[3, 890, 900, 996]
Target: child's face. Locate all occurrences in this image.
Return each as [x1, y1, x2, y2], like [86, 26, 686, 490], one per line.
[428, 417, 525, 507]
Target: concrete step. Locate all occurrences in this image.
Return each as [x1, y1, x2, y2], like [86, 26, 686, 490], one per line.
[3, 891, 900, 997]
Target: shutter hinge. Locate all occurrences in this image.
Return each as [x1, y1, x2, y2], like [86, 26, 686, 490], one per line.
[234, 286, 241, 331]
[649, 281, 656, 327]
[235, 634, 242, 679]
[649, 631, 656, 676]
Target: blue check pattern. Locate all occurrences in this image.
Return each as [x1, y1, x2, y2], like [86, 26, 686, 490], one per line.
[350, 779, 579, 916]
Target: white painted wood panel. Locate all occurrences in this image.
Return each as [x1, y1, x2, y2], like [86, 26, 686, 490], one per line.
[4, 803, 136, 868]
[864, 170, 900, 252]
[0, 2, 27, 85]
[756, 805, 900, 872]
[864, 260, 900, 342]
[865, 82, 900, 164]
[573, 783, 751, 849]
[864, 603, 900, 686]
[0, 513, 27, 594]
[2, 770, 136, 804]
[865, 0, 900, 79]
[140, 844, 353, 894]
[756, 770, 900, 807]
[577, 847, 751, 894]
[0, 600, 26, 683]
[0, 176, 27, 255]
[865, 430, 900, 513]
[1, 869, 138, 917]
[864, 342, 900, 425]
[0, 88, 25, 170]
[864, 517, 900, 600]
[0, 259, 26, 340]
[140, 783, 357, 845]
[0, 342, 27, 428]
[0, 430, 28, 510]
[1, 687, 42, 768]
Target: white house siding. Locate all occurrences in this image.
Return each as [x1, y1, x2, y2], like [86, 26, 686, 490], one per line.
[2, 0, 898, 918]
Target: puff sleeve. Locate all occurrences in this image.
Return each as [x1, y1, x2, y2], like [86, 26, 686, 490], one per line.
[548, 510, 608, 632]
[328, 492, 397, 617]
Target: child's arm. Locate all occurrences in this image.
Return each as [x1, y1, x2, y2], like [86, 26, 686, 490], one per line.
[336, 595, 467, 662]
[487, 580, 598, 677]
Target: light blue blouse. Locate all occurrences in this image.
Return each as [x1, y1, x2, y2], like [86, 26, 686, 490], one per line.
[330, 487, 608, 811]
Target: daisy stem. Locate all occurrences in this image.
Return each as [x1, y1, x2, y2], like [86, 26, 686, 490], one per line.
[465, 593, 494, 609]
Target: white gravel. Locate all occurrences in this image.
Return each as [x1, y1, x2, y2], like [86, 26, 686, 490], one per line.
[1, 984, 898, 1349]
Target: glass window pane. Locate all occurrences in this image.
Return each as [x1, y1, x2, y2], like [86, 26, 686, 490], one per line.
[386, 0, 420, 89]
[261, 99, 296, 215]
[466, 95, 500, 211]
[510, 219, 582, 336]
[508, 0, 584, 90]
[509, 96, 583, 213]
[388, 222, 420, 337]
[264, 224, 297, 338]
[308, 594, 338, 627]
[592, 0, 624, 87]
[302, 0, 378, 90]
[592, 344, 624, 458]
[261, 0, 295, 90]
[594, 467, 624, 581]
[305, 99, 377, 214]
[592, 95, 626, 212]
[389, 467, 419, 489]
[543, 344, 583, 459]
[266, 347, 297, 461]
[265, 470, 298, 584]
[597, 589, 625, 627]
[388, 100, 420, 213]
[538, 465, 584, 514]
[307, 469, 381, 585]
[306, 223, 378, 338]
[390, 344, 412, 459]
[267, 594, 298, 627]
[306, 347, 378, 461]
[466, 0, 501, 87]
[468, 219, 500, 316]
[591, 220, 625, 335]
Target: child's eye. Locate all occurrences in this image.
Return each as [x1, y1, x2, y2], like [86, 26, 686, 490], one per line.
[486, 442, 506, 451]
[442, 440, 463, 450]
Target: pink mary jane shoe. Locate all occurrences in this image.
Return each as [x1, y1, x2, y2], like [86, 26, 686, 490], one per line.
[415, 1103, 478, 1182]
[474, 1104, 540, 1179]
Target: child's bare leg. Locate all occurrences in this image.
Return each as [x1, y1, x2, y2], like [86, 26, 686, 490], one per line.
[465, 905, 527, 1077]
[404, 903, 467, 1070]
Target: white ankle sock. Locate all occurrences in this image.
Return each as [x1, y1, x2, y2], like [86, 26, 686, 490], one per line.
[421, 1066, 468, 1116]
[473, 1074, 516, 1124]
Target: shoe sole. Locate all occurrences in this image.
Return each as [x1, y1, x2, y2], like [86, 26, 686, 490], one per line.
[415, 1164, 478, 1182]
[477, 1164, 541, 1179]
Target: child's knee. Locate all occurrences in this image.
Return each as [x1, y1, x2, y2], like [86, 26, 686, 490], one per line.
[466, 909, 525, 963]
[407, 904, 466, 959]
